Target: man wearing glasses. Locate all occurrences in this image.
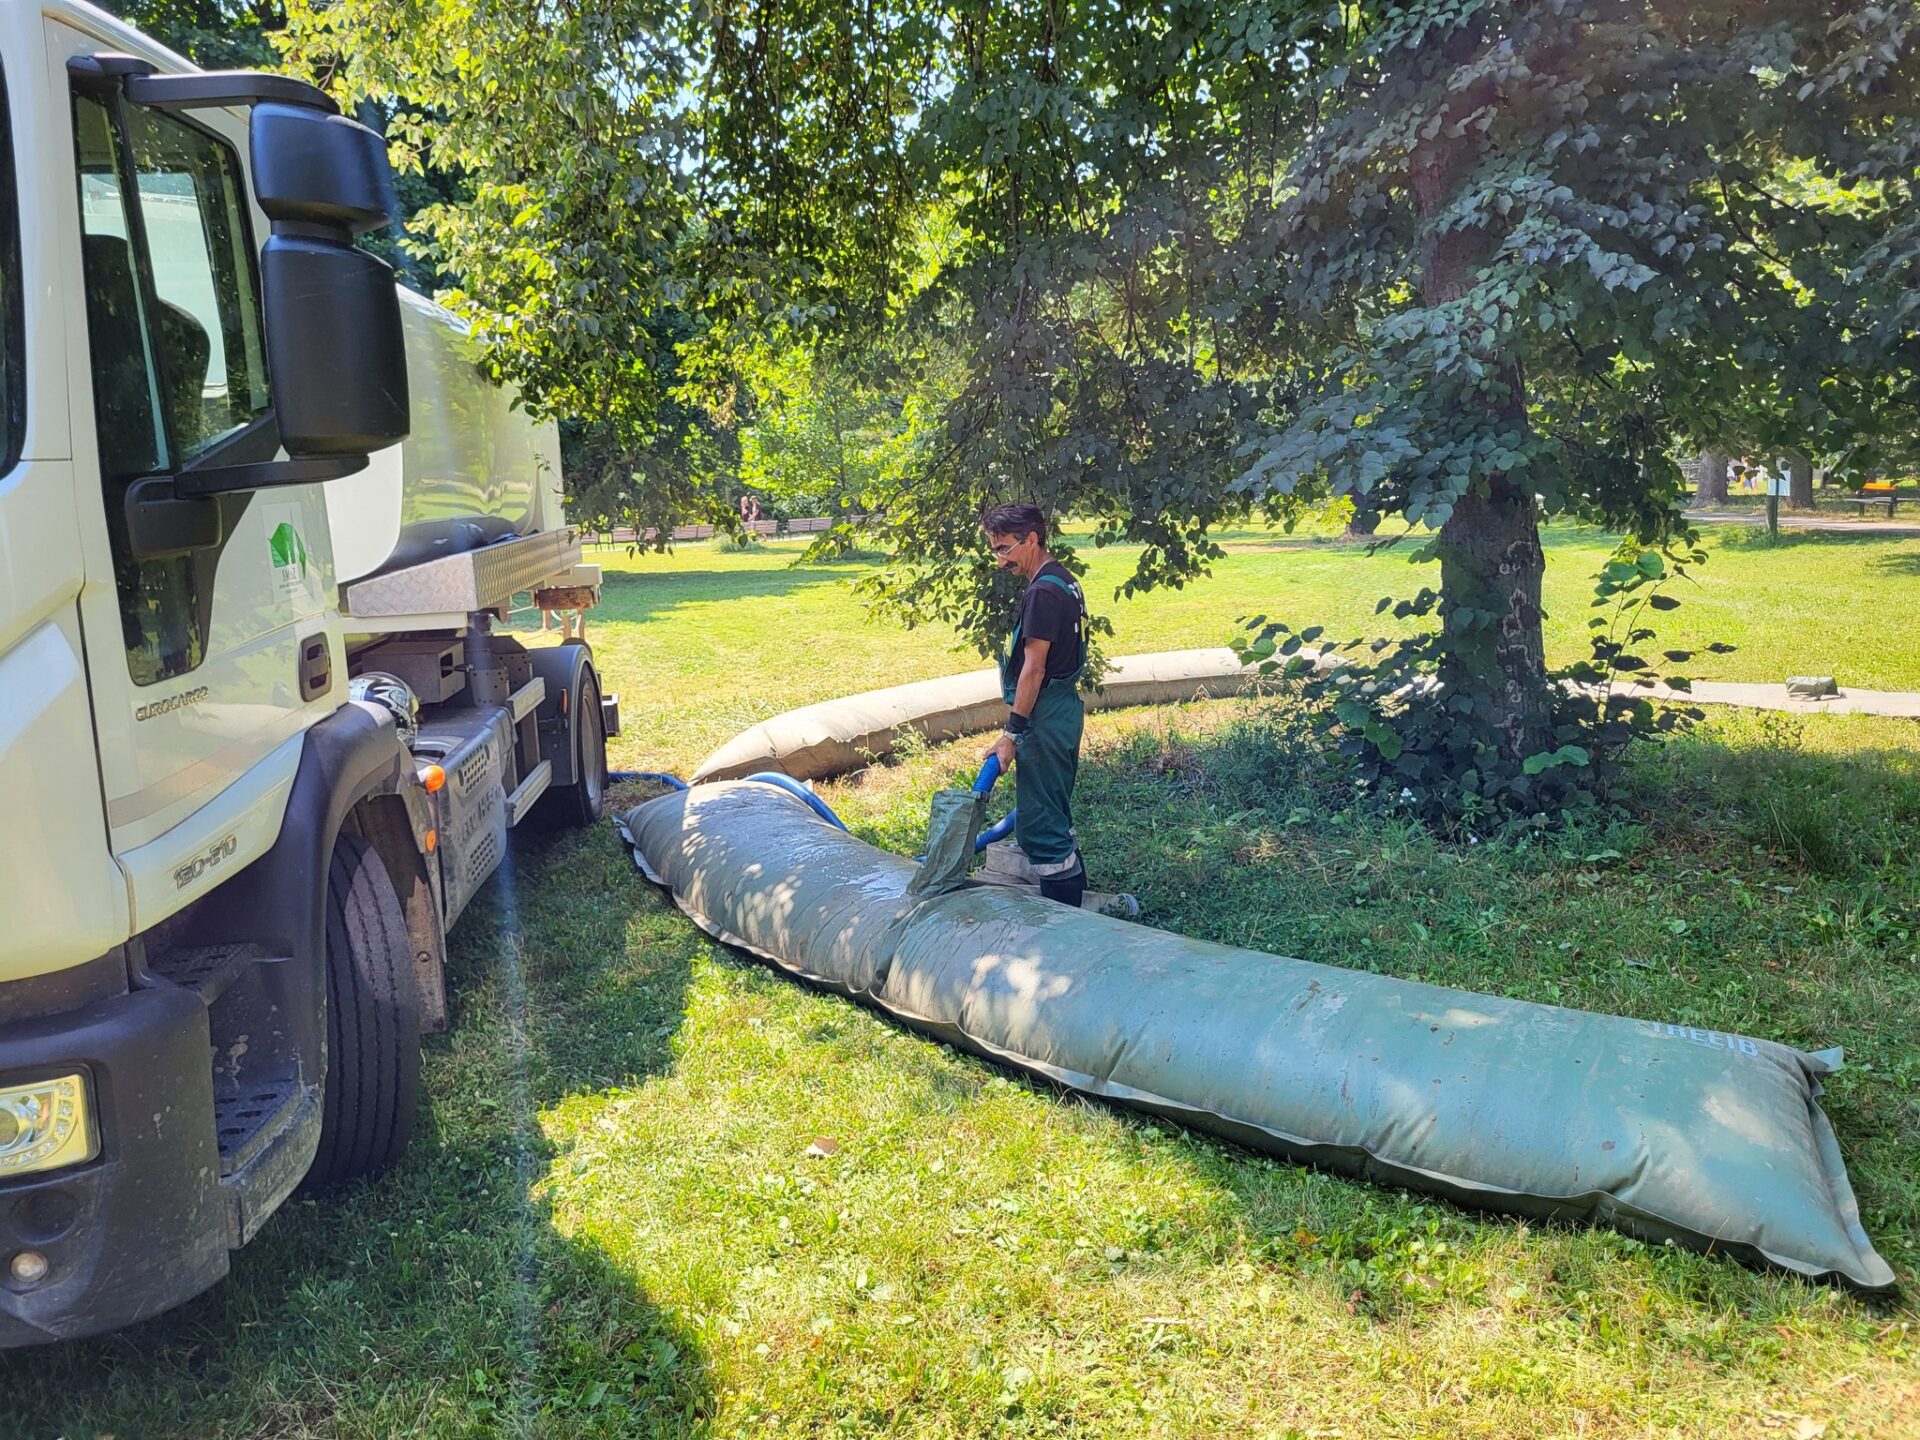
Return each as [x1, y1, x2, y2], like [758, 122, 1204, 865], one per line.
[981, 503, 1088, 908]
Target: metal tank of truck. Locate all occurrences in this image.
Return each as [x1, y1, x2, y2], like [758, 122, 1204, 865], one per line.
[327, 288, 563, 588]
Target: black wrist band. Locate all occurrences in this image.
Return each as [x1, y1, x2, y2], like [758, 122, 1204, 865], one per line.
[1005, 711, 1032, 736]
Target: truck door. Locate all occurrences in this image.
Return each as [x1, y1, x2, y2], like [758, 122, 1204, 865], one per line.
[47, 16, 341, 922]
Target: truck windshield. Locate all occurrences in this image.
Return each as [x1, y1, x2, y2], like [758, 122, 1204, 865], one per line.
[1, 60, 23, 475]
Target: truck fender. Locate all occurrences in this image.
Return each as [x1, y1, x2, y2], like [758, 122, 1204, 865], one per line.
[345, 792, 449, 1034]
[200, 702, 410, 1077]
[528, 641, 596, 790]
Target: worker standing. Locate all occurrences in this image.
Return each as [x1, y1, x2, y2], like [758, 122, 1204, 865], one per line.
[981, 503, 1088, 908]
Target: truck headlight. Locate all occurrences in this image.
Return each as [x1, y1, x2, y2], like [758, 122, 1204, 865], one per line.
[0, 1075, 98, 1178]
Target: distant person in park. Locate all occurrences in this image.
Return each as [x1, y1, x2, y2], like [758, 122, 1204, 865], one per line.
[981, 503, 1088, 908]
[738, 493, 763, 525]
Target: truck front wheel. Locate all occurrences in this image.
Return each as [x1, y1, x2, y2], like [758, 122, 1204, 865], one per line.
[307, 834, 421, 1186]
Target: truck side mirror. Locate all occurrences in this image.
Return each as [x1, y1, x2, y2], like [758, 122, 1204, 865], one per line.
[73, 59, 413, 502]
[249, 103, 410, 456]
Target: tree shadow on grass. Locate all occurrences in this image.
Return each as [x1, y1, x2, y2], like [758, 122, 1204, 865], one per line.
[1645, 727, 1920, 881]
[0, 807, 716, 1440]
[1870, 551, 1920, 577]
[1708, 524, 1920, 552]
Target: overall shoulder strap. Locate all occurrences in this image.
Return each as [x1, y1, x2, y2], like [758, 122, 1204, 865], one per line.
[1030, 572, 1086, 678]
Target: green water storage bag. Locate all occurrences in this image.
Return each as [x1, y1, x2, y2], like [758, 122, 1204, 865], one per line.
[689, 647, 1272, 782]
[620, 782, 1893, 1291]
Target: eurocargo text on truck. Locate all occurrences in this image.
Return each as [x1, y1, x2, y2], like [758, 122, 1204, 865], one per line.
[0, 0, 617, 1344]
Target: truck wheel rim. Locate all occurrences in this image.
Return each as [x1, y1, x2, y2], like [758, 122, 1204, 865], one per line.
[583, 678, 606, 809]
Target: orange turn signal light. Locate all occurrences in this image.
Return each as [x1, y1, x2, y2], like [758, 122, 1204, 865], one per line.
[419, 764, 446, 794]
[423, 828, 437, 854]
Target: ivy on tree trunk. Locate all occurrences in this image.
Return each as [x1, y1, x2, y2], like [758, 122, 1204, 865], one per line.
[1438, 487, 1552, 769]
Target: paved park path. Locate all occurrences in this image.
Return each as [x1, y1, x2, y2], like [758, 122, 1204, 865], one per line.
[1633, 678, 1920, 719]
[1688, 507, 1920, 537]
[1672, 508, 1920, 715]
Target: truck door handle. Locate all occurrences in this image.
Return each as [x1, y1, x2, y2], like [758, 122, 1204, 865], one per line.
[299, 637, 332, 702]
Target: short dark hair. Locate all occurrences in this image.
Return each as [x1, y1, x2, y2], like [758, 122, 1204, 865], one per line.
[980, 502, 1047, 544]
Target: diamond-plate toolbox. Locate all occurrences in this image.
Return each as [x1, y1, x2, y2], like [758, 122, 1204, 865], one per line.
[342, 529, 582, 618]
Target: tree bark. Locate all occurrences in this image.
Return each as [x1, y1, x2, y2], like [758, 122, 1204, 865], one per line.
[1406, 19, 1552, 769]
[1692, 450, 1729, 506]
[1786, 448, 1814, 510]
[1437, 484, 1551, 766]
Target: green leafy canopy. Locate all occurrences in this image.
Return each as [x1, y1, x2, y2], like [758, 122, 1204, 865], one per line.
[278, 0, 1920, 814]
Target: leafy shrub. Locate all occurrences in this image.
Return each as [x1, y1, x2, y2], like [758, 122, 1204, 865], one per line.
[1233, 543, 1718, 832]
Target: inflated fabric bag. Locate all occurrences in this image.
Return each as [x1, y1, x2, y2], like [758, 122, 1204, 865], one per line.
[622, 781, 1894, 1291]
[690, 648, 1270, 782]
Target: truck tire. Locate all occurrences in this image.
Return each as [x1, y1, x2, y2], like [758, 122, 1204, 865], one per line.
[546, 663, 608, 828]
[307, 833, 420, 1186]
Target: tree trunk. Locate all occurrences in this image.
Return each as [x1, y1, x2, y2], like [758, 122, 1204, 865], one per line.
[1787, 449, 1814, 510]
[1401, 17, 1552, 769]
[1692, 451, 1729, 506]
[1437, 484, 1552, 766]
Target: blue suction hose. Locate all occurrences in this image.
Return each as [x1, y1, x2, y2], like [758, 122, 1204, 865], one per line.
[739, 772, 849, 830]
[969, 754, 1018, 852]
[611, 770, 688, 791]
[976, 809, 1018, 851]
[972, 752, 1002, 794]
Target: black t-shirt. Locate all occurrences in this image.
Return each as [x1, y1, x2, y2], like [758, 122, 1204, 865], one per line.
[1009, 562, 1085, 686]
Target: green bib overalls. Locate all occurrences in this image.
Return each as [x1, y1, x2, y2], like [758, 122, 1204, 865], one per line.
[1000, 572, 1086, 871]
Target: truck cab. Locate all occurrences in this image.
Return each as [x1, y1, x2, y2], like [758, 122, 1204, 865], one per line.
[0, 0, 612, 1344]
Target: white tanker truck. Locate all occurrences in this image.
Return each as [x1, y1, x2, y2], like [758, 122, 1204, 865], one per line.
[0, 0, 615, 1343]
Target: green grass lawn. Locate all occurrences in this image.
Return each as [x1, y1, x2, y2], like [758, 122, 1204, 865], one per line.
[7, 523, 1920, 1438]
[597, 519, 1920, 775]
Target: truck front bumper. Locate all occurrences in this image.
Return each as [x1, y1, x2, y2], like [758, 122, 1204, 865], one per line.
[0, 983, 227, 1347]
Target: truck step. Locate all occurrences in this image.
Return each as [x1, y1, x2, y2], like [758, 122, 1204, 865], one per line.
[213, 1080, 304, 1179]
[216, 1079, 322, 1248]
[504, 759, 552, 826]
[145, 941, 277, 1005]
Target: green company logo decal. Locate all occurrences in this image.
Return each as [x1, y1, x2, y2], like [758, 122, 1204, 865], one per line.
[269, 522, 309, 579]
[268, 518, 309, 599]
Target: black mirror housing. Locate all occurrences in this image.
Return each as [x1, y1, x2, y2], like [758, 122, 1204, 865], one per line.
[262, 236, 409, 455]
[247, 99, 409, 457]
[249, 102, 397, 235]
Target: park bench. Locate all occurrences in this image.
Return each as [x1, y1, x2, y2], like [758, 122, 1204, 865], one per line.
[785, 516, 832, 534]
[1848, 481, 1901, 517]
[746, 519, 778, 537]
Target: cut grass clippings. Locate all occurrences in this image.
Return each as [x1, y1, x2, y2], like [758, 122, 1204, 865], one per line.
[5, 521, 1919, 1439]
